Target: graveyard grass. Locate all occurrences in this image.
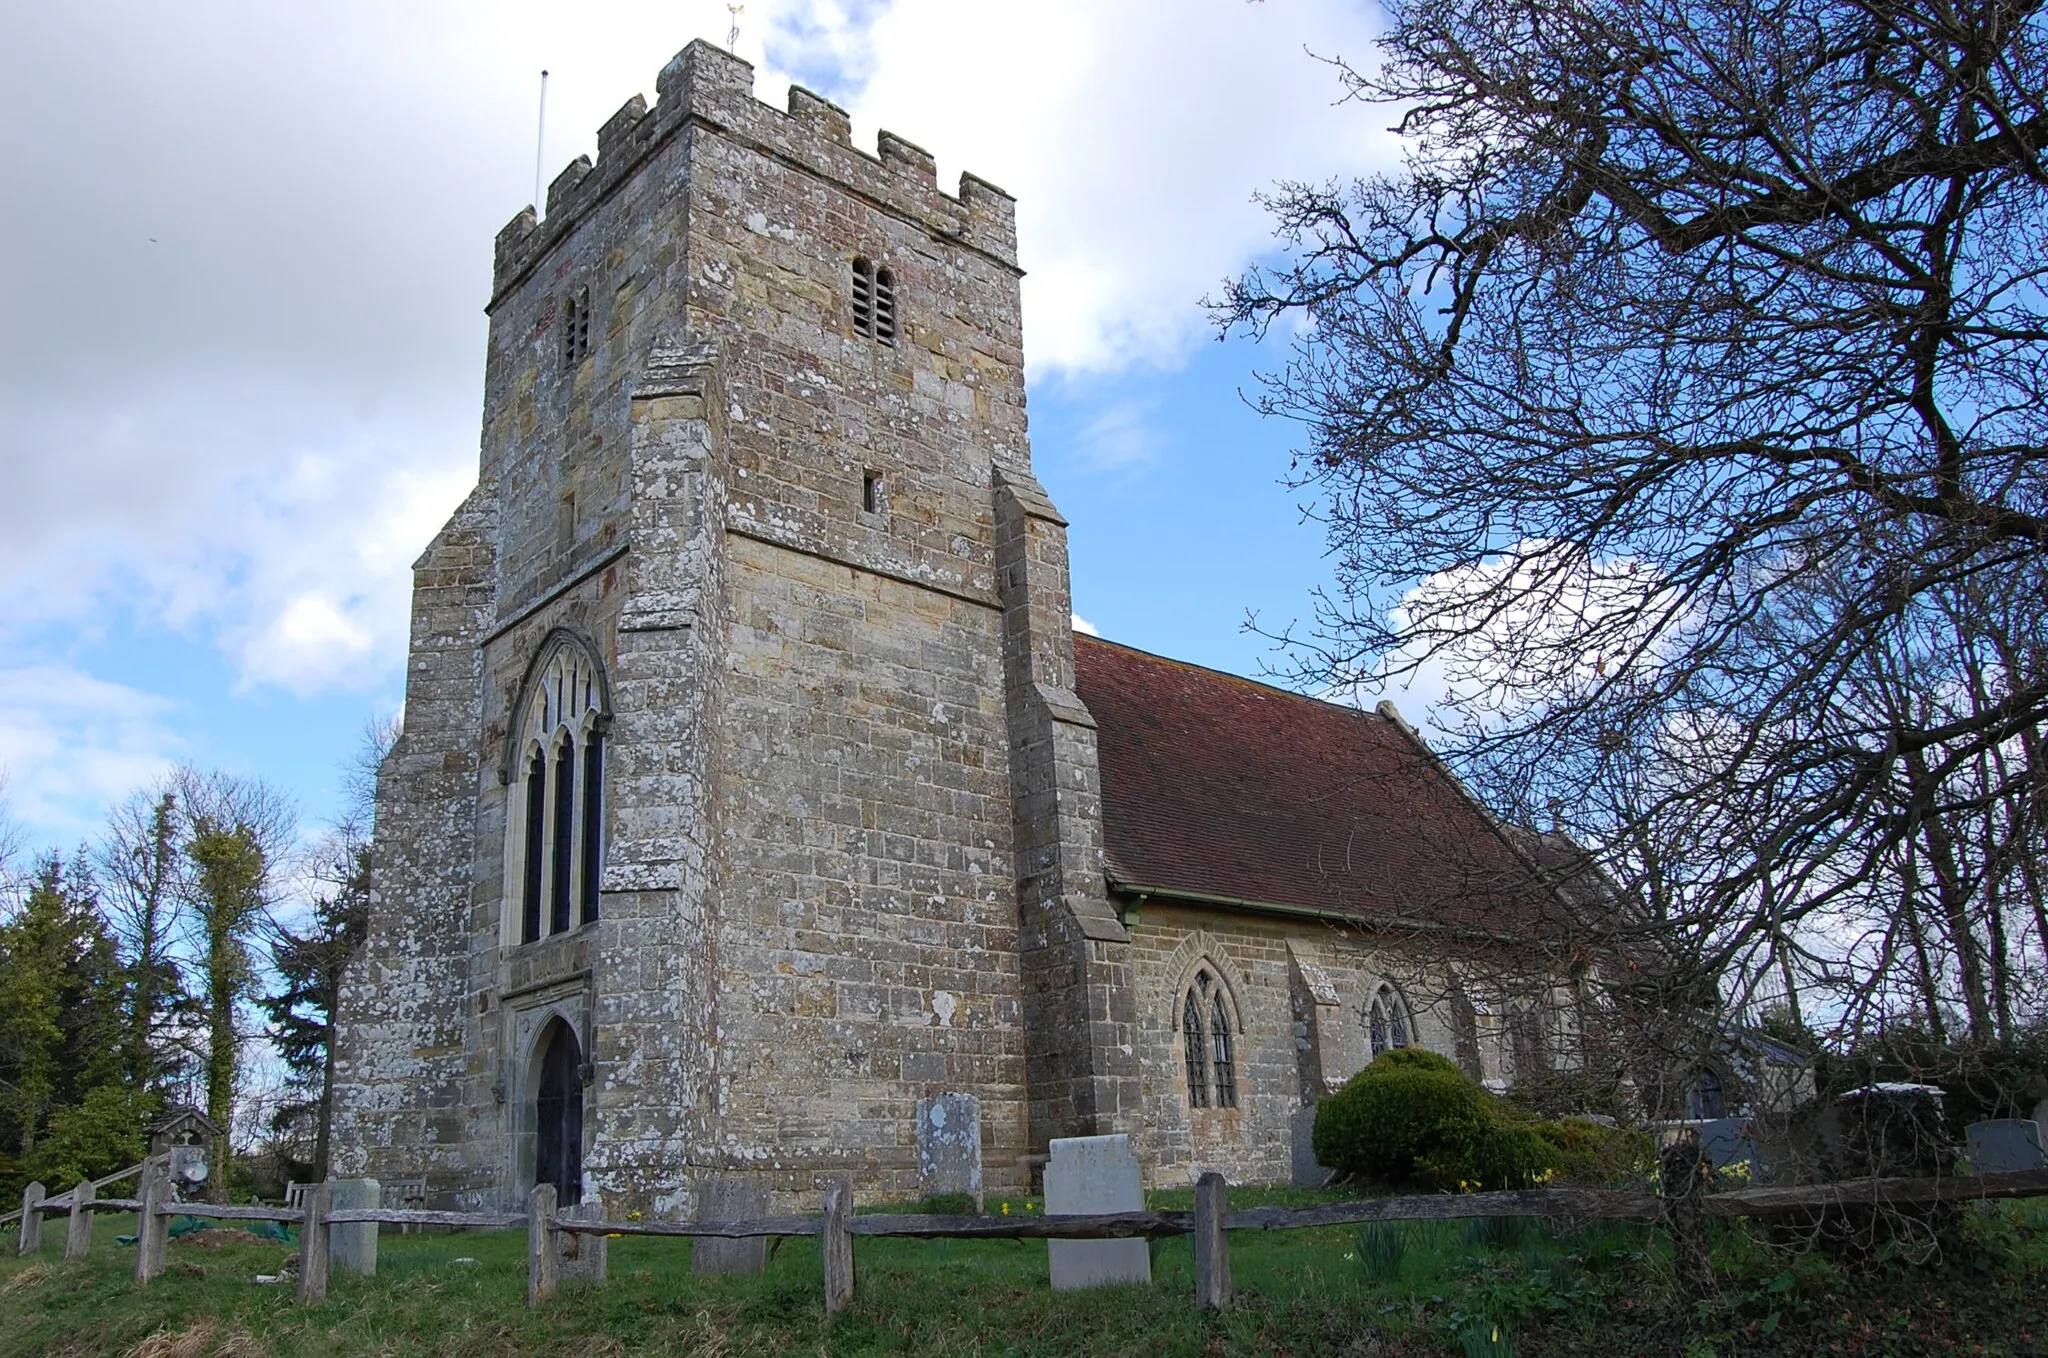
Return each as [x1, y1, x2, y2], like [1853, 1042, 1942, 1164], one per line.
[1, 1188, 2045, 1357]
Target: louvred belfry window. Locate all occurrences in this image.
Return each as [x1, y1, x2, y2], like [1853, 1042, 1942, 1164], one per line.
[512, 638, 608, 944]
[852, 258, 897, 344]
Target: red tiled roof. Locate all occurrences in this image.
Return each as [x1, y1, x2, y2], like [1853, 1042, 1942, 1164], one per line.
[1074, 634, 1565, 935]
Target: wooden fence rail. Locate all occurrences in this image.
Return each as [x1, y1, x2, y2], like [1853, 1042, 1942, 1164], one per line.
[12, 1165, 2048, 1317]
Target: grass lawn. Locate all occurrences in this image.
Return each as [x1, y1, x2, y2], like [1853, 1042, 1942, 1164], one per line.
[0, 1188, 2041, 1357]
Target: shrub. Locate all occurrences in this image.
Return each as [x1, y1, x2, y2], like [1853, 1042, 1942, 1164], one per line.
[1314, 1049, 1562, 1190]
[1532, 1117, 1655, 1186]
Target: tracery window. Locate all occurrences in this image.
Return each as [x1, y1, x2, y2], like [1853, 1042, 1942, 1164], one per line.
[1368, 983, 1412, 1058]
[1180, 967, 1240, 1110]
[512, 638, 607, 944]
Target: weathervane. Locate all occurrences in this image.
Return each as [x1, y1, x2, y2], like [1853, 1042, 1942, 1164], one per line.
[727, 4, 744, 48]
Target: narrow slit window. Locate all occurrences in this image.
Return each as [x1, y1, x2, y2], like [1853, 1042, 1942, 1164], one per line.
[550, 741, 575, 934]
[862, 470, 882, 514]
[1183, 988, 1208, 1108]
[1210, 995, 1237, 1109]
[580, 732, 604, 925]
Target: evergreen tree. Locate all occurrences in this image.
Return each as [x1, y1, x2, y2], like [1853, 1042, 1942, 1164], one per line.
[261, 826, 370, 1181]
[0, 859, 130, 1173]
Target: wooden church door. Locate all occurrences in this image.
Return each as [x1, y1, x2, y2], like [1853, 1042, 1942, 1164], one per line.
[535, 1020, 584, 1206]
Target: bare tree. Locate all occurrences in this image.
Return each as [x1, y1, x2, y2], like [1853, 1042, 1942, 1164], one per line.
[1219, 0, 2048, 1011]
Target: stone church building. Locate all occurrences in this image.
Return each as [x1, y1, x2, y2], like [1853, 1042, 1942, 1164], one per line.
[330, 40, 1594, 1216]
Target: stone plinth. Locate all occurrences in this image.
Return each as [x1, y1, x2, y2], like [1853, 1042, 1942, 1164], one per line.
[1045, 1133, 1150, 1290]
[329, 1179, 379, 1277]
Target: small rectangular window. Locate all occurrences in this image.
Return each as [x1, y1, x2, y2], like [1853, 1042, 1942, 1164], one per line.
[862, 471, 882, 514]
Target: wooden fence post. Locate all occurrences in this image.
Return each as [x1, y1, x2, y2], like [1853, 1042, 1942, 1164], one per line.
[135, 1165, 170, 1282]
[821, 1178, 854, 1316]
[16, 1183, 43, 1256]
[64, 1179, 94, 1261]
[527, 1184, 558, 1307]
[298, 1181, 332, 1304]
[1194, 1172, 1233, 1310]
[1659, 1135, 1714, 1297]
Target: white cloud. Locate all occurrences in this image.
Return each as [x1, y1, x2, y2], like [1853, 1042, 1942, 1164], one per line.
[823, 0, 1392, 372]
[0, 0, 1394, 712]
[0, 666, 180, 846]
[1071, 613, 1101, 636]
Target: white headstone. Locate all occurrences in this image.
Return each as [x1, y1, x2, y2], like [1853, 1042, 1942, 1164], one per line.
[1045, 1133, 1150, 1290]
[1966, 1118, 2046, 1173]
[328, 1179, 379, 1277]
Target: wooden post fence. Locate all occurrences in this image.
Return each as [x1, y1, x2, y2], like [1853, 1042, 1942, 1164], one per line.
[134, 1164, 170, 1282]
[63, 1179, 94, 1261]
[15, 1184, 43, 1256]
[298, 1181, 332, 1304]
[821, 1178, 855, 1316]
[10, 1163, 2036, 1319]
[1193, 1172, 1232, 1310]
[1659, 1135, 1714, 1297]
[527, 1184, 558, 1307]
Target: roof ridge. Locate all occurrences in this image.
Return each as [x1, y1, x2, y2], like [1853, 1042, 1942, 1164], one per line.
[1074, 631, 1387, 722]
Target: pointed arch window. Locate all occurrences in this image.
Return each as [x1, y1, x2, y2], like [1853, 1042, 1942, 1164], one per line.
[1180, 967, 1240, 1110]
[1368, 983, 1412, 1058]
[511, 638, 608, 944]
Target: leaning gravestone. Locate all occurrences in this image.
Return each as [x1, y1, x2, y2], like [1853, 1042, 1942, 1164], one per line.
[691, 1176, 767, 1276]
[557, 1194, 607, 1283]
[1290, 1105, 1332, 1188]
[328, 1179, 379, 1277]
[917, 1092, 982, 1205]
[1045, 1133, 1150, 1290]
[1966, 1118, 2047, 1173]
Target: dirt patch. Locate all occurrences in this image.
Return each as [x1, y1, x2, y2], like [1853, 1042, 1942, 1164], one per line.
[174, 1229, 272, 1250]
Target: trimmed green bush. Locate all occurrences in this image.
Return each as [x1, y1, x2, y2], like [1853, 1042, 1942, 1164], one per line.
[1313, 1048, 1562, 1190]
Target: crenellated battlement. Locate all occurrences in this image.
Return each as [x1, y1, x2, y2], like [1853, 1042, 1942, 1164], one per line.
[489, 39, 1017, 308]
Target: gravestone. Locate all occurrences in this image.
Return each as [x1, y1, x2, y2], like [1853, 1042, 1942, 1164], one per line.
[691, 1176, 767, 1276]
[329, 1178, 379, 1277]
[1697, 1117, 1755, 1168]
[558, 1194, 607, 1283]
[1966, 1118, 2047, 1173]
[1045, 1133, 1150, 1290]
[916, 1092, 982, 1205]
[1290, 1105, 1332, 1188]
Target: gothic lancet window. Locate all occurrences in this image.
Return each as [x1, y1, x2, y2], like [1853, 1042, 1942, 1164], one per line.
[512, 637, 608, 945]
[1368, 983, 1412, 1058]
[1181, 967, 1240, 1110]
[1182, 988, 1208, 1108]
[1209, 995, 1236, 1108]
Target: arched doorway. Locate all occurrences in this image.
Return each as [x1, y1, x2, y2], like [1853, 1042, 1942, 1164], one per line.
[534, 1019, 583, 1205]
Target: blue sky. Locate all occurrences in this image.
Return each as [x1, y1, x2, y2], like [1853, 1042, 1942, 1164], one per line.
[0, 0, 1396, 854]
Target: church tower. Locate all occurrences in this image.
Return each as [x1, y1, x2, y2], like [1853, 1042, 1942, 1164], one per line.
[330, 41, 1140, 1213]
